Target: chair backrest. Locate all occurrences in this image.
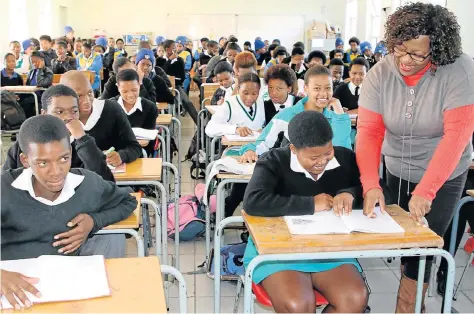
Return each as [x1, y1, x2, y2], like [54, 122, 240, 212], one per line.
[168, 75, 176, 89]
[99, 68, 104, 80]
[53, 74, 62, 84]
[84, 71, 95, 85]
[21, 74, 27, 85]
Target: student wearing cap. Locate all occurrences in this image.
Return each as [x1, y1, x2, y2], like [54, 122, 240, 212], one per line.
[65, 26, 75, 43]
[330, 38, 344, 60]
[344, 37, 361, 63]
[254, 39, 267, 65]
[153, 36, 165, 58]
[176, 36, 192, 93]
[18, 39, 35, 74]
[373, 43, 387, 64]
[76, 42, 103, 92]
[359, 41, 375, 69]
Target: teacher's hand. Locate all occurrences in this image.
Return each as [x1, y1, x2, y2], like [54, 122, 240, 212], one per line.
[363, 188, 386, 218]
[408, 195, 431, 226]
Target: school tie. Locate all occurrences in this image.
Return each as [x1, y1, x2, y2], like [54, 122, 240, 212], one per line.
[248, 106, 254, 117]
[355, 86, 359, 96]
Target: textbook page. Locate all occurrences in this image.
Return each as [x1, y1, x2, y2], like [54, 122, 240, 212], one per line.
[208, 157, 255, 181]
[284, 211, 351, 235]
[0, 255, 110, 309]
[132, 128, 158, 140]
[225, 132, 261, 142]
[341, 207, 405, 234]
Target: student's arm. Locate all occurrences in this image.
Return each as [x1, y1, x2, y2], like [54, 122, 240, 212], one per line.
[141, 78, 156, 103]
[36, 67, 53, 87]
[100, 76, 116, 100]
[75, 135, 115, 182]
[155, 66, 172, 87]
[184, 54, 192, 71]
[89, 182, 137, 233]
[243, 153, 314, 217]
[76, 56, 81, 70]
[205, 56, 218, 77]
[176, 58, 186, 82]
[205, 101, 237, 137]
[2, 143, 20, 170]
[327, 110, 352, 149]
[66, 58, 77, 71]
[239, 112, 286, 155]
[113, 106, 142, 163]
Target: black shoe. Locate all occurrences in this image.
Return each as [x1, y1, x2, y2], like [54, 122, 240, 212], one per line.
[436, 270, 446, 296]
[240, 231, 249, 243]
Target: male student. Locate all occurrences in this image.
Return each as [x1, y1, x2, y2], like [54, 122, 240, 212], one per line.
[3, 84, 114, 182]
[65, 25, 75, 43]
[60, 70, 142, 166]
[193, 37, 209, 64]
[1, 53, 24, 87]
[9, 41, 23, 72]
[76, 42, 102, 92]
[344, 37, 361, 63]
[210, 61, 235, 106]
[254, 39, 266, 65]
[359, 41, 375, 69]
[243, 41, 253, 53]
[39, 35, 57, 68]
[115, 38, 128, 58]
[333, 57, 369, 114]
[175, 36, 192, 92]
[73, 39, 83, 57]
[330, 38, 344, 60]
[328, 58, 345, 90]
[18, 39, 35, 74]
[51, 41, 77, 74]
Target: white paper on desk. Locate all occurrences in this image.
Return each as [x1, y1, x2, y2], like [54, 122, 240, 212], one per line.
[0, 255, 110, 309]
[207, 157, 255, 182]
[341, 207, 405, 234]
[225, 132, 261, 142]
[349, 114, 358, 119]
[132, 128, 158, 140]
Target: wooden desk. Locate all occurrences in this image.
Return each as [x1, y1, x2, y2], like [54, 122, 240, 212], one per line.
[1, 86, 43, 92]
[52, 74, 62, 84]
[114, 158, 162, 181]
[470, 161, 474, 170]
[156, 114, 172, 125]
[157, 102, 169, 110]
[202, 83, 220, 100]
[104, 193, 141, 229]
[243, 205, 443, 255]
[216, 172, 253, 180]
[28, 257, 167, 313]
[221, 136, 255, 146]
[467, 189, 474, 197]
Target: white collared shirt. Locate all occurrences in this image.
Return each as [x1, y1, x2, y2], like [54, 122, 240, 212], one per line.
[11, 168, 85, 206]
[348, 82, 361, 96]
[290, 152, 340, 181]
[83, 99, 105, 131]
[273, 94, 295, 112]
[117, 96, 143, 116]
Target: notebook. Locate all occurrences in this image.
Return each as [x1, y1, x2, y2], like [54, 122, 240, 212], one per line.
[0, 255, 110, 309]
[224, 132, 261, 142]
[284, 207, 405, 235]
[108, 163, 126, 174]
[207, 157, 255, 182]
[132, 128, 158, 140]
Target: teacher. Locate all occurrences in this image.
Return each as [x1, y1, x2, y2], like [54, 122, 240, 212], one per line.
[356, 3, 474, 313]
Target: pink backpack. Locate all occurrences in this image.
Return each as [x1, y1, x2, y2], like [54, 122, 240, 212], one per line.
[167, 195, 205, 241]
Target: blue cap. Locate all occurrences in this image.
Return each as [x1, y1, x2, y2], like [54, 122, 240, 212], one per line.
[335, 37, 344, 47]
[136, 48, 155, 67]
[360, 41, 372, 53]
[374, 43, 387, 55]
[95, 37, 107, 48]
[155, 36, 165, 45]
[22, 39, 34, 52]
[254, 39, 265, 51]
[176, 36, 187, 45]
[64, 26, 74, 35]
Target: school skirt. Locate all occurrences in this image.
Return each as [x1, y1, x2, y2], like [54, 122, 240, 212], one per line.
[243, 237, 362, 284]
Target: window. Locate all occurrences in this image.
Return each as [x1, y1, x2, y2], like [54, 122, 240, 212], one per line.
[345, 0, 358, 45]
[8, 0, 28, 42]
[368, 0, 382, 48]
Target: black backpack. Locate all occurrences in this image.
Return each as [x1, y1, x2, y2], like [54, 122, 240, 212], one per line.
[1, 91, 26, 130]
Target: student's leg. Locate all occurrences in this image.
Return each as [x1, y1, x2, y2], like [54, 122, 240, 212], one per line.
[177, 86, 198, 124]
[78, 234, 126, 258]
[224, 183, 248, 218]
[261, 270, 316, 313]
[311, 264, 369, 313]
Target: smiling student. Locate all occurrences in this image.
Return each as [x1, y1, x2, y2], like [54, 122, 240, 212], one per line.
[328, 58, 345, 89]
[333, 57, 369, 114]
[263, 46, 288, 75]
[51, 41, 77, 74]
[243, 111, 369, 313]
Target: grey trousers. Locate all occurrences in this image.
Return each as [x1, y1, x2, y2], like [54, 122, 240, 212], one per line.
[78, 234, 126, 258]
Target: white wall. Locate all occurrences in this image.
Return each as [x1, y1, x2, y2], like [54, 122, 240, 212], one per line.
[447, 0, 474, 56]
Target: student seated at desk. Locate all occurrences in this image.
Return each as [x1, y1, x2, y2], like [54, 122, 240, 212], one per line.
[1, 53, 24, 87]
[283, 47, 306, 80]
[3, 85, 114, 182]
[100, 56, 156, 103]
[329, 58, 346, 90]
[51, 41, 77, 74]
[76, 42, 102, 92]
[60, 70, 141, 167]
[114, 69, 158, 156]
[333, 57, 369, 114]
[1, 115, 137, 308]
[205, 42, 240, 82]
[263, 46, 288, 75]
[205, 72, 265, 138]
[210, 61, 234, 106]
[243, 111, 369, 313]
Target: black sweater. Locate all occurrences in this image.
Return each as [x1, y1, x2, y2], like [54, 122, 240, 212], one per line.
[3, 134, 115, 182]
[243, 146, 364, 217]
[162, 57, 186, 86]
[264, 96, 301, 125]
[51, 56, 77, 74]
[154, 66, 172, 87]
[100, 75, 156, 103]
[333, 82, 359, 111]
[112, 96, 158, 129]
[1, 168, 137, 260]
[0, 70, 23, 87]
[148, 72, 174, 103]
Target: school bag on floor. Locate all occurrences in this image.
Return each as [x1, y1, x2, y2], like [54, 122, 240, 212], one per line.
[1, 91, 26, 130]
[208, 242, 247, 280]
[167, 195, 205, 241]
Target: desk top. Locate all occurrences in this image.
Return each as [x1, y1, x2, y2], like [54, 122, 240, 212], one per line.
[221, 136, 255, 147]
[26, 257, 166, 313]
[243, 205, 443, 255]
[104, 193, 141, 229]
[1, 86, 43, 92]
[114, 158, 162, 181]
[467, 190, 474, 197]
[156, 114, 172, 125]
[216, 172, 253, 180]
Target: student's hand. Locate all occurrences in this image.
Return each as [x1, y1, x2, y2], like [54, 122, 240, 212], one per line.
[106, 151, 122, 167]
[65, 119, 85, 139]
[333, 192, 354, 216]
[314, 193, 333, 212]
[169, 52, 177, 61]
[217, 97, 224, 105]
[0, 270, 41, 310]
[328, 98, 345, 115]
[53, 213, 94, 254]
[408, 195, 431, 226]
[37, 59, 45, 69]
[363, 188, 386, 218]
[239, 150, 258, 163]
[236, 127, 253, 137]
[136, 68, 145, 85]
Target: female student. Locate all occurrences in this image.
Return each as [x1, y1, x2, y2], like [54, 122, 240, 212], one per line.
[76, 42, 102, 92]
[205, 72, 265, 138]
[243, 111, 369, 313]
[263, 46, 288, 75]
[284, 47, 307, 80]
[205, 42, 241, 80]
[210, 61, 234, 106]
[229, 51, 269, 102]
[240, 65, 351, 163]
[114, 69, 158, 155]
[1, 53, 24, 87]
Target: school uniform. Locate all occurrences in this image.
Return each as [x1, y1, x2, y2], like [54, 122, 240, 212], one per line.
[178, 50, 192, 91]
[1, 167, 137, 260]
[162, 56, 186, 87]
[155, 57, 167, 69]
[41, 48, 57, 68]
[26, 67, 53, 87]
[0, 69, 24, 87]
[100, 74, 156, 103]
[363, 54, 376, 69]
[263, 95, 301, 126]
[14, 53, 24, 73]
[344, 50, 362, 64]
[51, 56, 77, 74]
[333, 82, 360, 111]
[76, 52, 103, 90]
[154, 66, 172, 87]
[205, 94, 266, 137]
[211, 85, 234, 106]
[148, 72, 174, 103]
[18, 54, 31, 74]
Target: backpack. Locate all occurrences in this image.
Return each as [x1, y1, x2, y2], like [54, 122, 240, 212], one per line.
[185, 131, 206, 179]
[1, 91, 26, 130]
[167, 195, 205, 241]
[208, 242, 247, 280]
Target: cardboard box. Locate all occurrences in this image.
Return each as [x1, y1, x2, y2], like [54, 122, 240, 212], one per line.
[309, 22, 327, 39]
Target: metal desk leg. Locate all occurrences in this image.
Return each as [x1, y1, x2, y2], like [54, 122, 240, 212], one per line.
[163, 162, 180, 270]
[210, 137, 221, 163]
[203, 161, 217, 265]
[31, 92, 39, 115]
[156, 134, 166, 160]
[415, 256, 426, 313]
[171, 117, 182, 185]
[161, 265, 188, 314]
[141, 198, 162, 259]
[96, 229, 145, 257]
[173, 88, 181, 117]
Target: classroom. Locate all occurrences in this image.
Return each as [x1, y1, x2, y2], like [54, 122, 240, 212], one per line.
[1, 0, 474, 313]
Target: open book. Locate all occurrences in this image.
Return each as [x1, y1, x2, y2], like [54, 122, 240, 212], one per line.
[132, 128, 158, 140]
[0, 255, 110, 309]
[224, 132, 261, 142]
[207, 157, 255, 182]
[284, 207, 405, 235]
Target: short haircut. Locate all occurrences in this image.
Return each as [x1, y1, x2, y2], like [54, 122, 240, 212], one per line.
[329, 58, 345, 67]
[234, 51, 257, 69]
[113, 57, 131, 74]
[214, 61, 233, 75]
[41, 84, 79, 111]
[272, 39, 281, 45]
[288, 111, 333, 149]
[19, 115, 70, 154]
[138, 40, 151, 50]
[108, 37, 114, 40]
[244, 41, 251, 47]
[82, 42, 92, 50]
[334, 48, 344, 55]
[238, 72, 261, 88]
[116, 68, 139, 84]
[74, 38, 83, 43]
[264, 64, 296, 87]
[291, 47, 304, 56]
[308, 50, 327, 64]
[31, 51, 45, 59]
[207, 40, 218, 48]
[39, 35, 52, 42]
[350, 57, 370, 71]
[10, 40, 20, 45]
[267, 44, 278, 54]
[56, 41, 67, 49]
[163, 39, 175, 49]
[225, 42, 241, 53]
[201, 37, 209, 43]
[348, 37, 360, 45]
[304, 64, 330, 85]
[116, 38, 124, 44]
[228, 36, 238, 43]
[4, 53, 14, 61]
[293, 41, 305, 50]
[273, 46, 288, 58]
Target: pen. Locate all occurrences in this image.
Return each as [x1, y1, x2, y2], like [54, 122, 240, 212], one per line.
[104, 147, 115, 155]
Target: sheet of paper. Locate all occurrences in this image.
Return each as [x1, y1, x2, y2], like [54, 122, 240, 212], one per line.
[284, 211, 351, 235]
[132, 128, 158, 140]
[224, 132, 261, 142]
[108, 163, 126, 173]
[1, 255, 110, 309]
[349, 114, 358, 119]
[341, 207, 405, 234]
[207, 157, 255, 184]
